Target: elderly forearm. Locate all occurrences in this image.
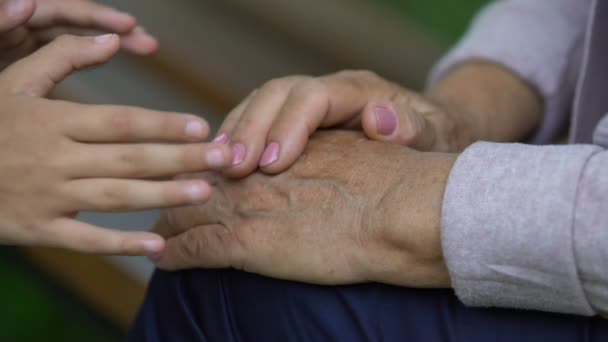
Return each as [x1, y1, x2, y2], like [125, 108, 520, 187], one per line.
[426, 61, 543, 145]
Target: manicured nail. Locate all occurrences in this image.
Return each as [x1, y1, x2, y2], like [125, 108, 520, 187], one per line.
[184, 184, 206, 202]
[185, 120, 205, 138]
[212, 133, 229, 144]
[146, 253, 162, 263]
[95, 33, 115, 44]
[374, 106, 397, 136]
[6, 0, 24, 17]
[205, 148, 225, 168]
[231, 143, 246, 166]
[143, 240, 163, 253]
[259, 142, 280, 167]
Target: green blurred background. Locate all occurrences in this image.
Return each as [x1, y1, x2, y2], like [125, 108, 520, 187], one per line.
[0, 0, 487, 340]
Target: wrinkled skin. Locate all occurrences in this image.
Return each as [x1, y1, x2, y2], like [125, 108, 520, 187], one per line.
[155, 131, 455, 288]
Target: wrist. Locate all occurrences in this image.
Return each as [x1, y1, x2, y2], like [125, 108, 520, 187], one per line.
[425, 60, 542, 144]
[362, 150, 456, 288]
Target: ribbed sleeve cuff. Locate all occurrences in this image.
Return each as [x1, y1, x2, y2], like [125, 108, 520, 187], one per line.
[442, 142, 600, 316]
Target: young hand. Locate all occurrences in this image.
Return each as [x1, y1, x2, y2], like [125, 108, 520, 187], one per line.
[0, 34, 231, 255]
[0, 0, 158, 68]
[214, 70, 469, 178]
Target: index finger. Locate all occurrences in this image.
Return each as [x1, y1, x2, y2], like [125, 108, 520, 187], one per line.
[28, 0, 136, 34]
[56, 101, 211, 143]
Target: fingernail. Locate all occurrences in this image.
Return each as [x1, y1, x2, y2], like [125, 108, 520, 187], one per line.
[147, 253, 161, 263]
[231, 143, 246, 166]
[143, 240, 163, 253]
[212, 133, 229, 144]
[205, 148, 225, 168]
[374, 106, 397, 136]
[185, 184, 206, 202]
[185, 120, 205, 138]
[6, 0, 24, 17]
[95, 33, 115, 44]
[132, 25, 146, 33]
[259, 142, 280, 167]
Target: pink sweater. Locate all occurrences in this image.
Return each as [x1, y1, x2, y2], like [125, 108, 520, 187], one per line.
[431, 0, 608, 316]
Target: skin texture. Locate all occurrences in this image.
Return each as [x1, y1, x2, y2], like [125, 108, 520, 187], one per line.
[0, 34, 232, 255]
[154, 61, 541, 285]
[154, 131, 455, 288]
[0, 0, 158, 69]
[215, 62, 541, 179]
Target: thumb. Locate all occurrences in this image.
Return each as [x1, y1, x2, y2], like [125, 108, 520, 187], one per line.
[0, 0, 35, 33]
[361, 94, 437, 150]
[0, 34, 120, 97]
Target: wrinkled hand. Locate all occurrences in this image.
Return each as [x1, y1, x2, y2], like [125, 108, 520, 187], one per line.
[0, 34, 231, 255]
[154, 131, 454, 287]
[213, 70, 470, 178]
[0, 0, 158, 68]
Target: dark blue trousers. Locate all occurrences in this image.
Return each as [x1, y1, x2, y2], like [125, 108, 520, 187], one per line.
[129, 269, 608, 342]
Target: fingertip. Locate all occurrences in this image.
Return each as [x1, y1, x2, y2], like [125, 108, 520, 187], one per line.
[183, 180, 212, 204]
[142, 235, 165, 254]
[204, 143, 233, 170]
[96, 9, 137, 33]
[184, 117, 210, 140]
[120, 27, 159, 55]
[258, 141, 280, 168]
[0, 0, 35, 31]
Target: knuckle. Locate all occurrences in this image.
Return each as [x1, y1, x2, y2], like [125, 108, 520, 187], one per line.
[117, 145, 145, 167]
[105, 108, 137, 138]
[293, 78, 328, 100]
[100, 185, 129, 211]
[261, 77, 293, 95]
[55, 34, 78, 46]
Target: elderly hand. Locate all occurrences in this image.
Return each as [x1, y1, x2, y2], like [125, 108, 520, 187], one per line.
[0, 0, 158, 69]
[153, 131, 455, 287]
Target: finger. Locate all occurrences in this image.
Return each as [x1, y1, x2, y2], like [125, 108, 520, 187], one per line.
[46, 217, 165, 256]
[0, 0, 35, 33]
[62, 178, 212, 212]
[33, 25, 159, 56]
[0, 34, 120, 96]
[28, 0, 136, 34]
[211, 89, 256, 144]
[60, 102, 210, 142]
[119, 26, 158, 55]
[155, 225, 241, 271]
[360, 91, 437, 150]
[66, 142, 231, 179]
[258, 71, 386, 174]
[225, 77, 302, 178]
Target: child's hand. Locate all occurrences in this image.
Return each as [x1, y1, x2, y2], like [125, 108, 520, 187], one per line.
[216, 71, 465, 178]
[0, 0, 158, 68]
[0, 34, 231, 255]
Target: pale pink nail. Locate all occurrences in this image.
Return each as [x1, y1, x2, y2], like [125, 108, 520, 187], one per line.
[374, 106, 397, 136]
[205, 148, 225, 168]
[212, 133, 229, 144]
[185, 184, 206, 202]
[95, 34, 115, 44]
[143, 240, 163, 253]
[231, 143, 246, 166]
[6, 0, 24, 17]
[259, 142, 280, 167]
[185, 120, 205, 138]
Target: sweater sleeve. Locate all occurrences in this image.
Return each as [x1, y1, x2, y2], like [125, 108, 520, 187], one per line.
[441, 141, 608, 316]
[428, 0, 590, 144]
